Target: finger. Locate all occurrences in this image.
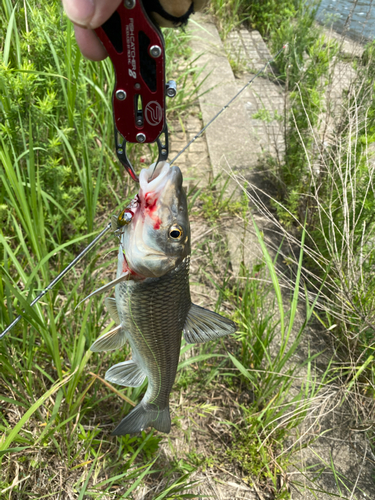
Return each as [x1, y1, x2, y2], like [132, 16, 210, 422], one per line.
[62, 0, 122, 29]
[74, 25, 108, 61]
[88, 0, 123, 28]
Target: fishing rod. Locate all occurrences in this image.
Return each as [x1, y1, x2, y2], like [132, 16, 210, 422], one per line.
[0, 44, 286, 339]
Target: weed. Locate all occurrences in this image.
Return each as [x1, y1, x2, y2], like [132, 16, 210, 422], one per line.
[195, 174, 248, 221]
[208, 0, 375, 495]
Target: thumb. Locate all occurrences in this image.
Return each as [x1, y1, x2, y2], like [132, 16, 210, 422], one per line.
[62, 0, 122, 29]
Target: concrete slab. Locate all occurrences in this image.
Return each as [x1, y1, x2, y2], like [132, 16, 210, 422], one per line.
[189, 15, 257, 184]
[189, 15, 284, 278]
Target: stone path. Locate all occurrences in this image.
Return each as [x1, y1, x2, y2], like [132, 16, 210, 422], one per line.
[188, 19, 284, 182]
[169, 106, 212, 190]
[225, 29, 285, 162]
[186, 15, 285, 278]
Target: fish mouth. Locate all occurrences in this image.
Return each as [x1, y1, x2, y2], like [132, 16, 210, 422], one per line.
[139, 162, 171, 193]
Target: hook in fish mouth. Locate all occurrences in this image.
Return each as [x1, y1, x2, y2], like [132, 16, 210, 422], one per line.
[148, 159, 167, 183]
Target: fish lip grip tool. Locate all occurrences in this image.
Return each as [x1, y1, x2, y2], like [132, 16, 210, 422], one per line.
[95, 0, 169, 182]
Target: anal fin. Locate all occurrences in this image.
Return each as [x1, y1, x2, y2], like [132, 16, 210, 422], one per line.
[90, 325, 126, 352]
[105, 359, 146, 387]
[183, 304, 236, 344]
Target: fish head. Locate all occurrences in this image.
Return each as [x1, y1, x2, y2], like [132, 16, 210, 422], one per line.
[121, 162, 190, 278]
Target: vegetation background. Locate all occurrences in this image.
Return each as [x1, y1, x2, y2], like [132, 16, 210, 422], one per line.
[0, 0, 375, 498]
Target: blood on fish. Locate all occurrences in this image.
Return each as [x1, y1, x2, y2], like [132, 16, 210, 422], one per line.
[144, 192, 157, 212]
[122, 252, 140, 277]
[121, 253, 129, 275]
[144, 192, 161, 229]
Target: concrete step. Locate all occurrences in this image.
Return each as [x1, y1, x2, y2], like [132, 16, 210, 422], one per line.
[189, 14, 284, 277]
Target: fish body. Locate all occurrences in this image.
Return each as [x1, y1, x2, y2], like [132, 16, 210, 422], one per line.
[111, 258, 191, 433]
[90, 162, 236, 435]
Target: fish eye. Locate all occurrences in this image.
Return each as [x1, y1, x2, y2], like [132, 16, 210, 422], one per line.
[169, 224, 183, 240]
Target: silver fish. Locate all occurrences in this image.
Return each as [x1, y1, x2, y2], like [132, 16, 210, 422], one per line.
[90, 162, 236, 435]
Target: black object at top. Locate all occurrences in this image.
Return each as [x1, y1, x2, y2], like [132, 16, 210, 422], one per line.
[142, 0, 194, 26]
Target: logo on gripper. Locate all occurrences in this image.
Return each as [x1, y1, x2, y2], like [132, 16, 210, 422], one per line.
[145, 102, 163, 126]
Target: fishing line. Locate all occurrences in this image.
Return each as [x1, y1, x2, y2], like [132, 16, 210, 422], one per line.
[0, 222, 112, 339]
[0, 45, 286, 339]
[170, 44, 287, 165]
[151, 45, 286, 180]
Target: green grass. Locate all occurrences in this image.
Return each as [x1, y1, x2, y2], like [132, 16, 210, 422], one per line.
[257, 4, 375, 430]
[210, 0, 321, 43]
[0, 1, 328, 498]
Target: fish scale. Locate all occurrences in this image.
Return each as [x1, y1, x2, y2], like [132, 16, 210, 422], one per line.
[113, 257, 191, 433]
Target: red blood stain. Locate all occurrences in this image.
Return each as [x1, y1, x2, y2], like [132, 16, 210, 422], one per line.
[122, 252, 141, 278]
[144, 192, 157, 210]
[121, 252, 131, 275]
[144, 191, 161, 230]
[147, 199, 157, 213]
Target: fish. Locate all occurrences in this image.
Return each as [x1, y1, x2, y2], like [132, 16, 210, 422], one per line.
[89, 161, 236, 435]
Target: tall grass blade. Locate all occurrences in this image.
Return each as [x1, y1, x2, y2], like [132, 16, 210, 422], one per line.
[0, 368, 77, 455]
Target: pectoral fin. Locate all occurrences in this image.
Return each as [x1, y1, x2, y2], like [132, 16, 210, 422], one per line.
[90, 325, 126, 352]
[105, 359, 147, 387]
[183, 304, 236, 344]
[104, 297, 120, 324]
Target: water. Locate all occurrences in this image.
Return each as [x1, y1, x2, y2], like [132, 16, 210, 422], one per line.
[316, 0, 375, 42]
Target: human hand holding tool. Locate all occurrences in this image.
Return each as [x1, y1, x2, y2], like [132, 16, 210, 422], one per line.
[61, 0, 207, 61]
[61, 0, 122, 60]
[94, 0, 171, 181]
[62, 0, 204, 182]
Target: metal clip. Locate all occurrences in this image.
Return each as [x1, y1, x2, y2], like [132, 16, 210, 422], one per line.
[115, 122, 169, 182]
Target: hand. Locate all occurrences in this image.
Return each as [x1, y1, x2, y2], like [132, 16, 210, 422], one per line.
[62, 0, 122, 61]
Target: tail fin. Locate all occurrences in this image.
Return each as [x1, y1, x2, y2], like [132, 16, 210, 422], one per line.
[112, 402, 171, 435]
